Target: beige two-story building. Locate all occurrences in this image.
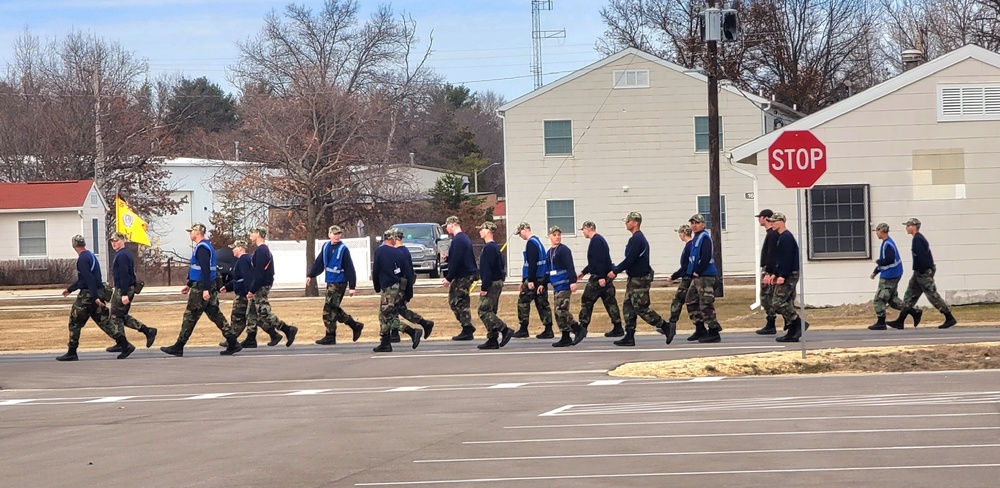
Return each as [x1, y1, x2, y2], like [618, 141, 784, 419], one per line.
[730, 44, 1000, 308]
[499, 48, 792, 279]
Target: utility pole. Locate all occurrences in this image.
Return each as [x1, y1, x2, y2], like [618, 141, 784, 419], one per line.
[530, 1, 565, 90]
[706, 0, 724, 295]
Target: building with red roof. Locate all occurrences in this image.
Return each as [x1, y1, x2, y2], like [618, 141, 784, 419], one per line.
[0, 180, 108, 262]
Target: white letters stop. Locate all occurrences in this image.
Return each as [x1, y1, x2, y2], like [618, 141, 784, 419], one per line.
[770, 148, 824, 171]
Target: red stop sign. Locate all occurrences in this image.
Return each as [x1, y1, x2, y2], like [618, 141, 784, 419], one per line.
[768, 130, 827, 188]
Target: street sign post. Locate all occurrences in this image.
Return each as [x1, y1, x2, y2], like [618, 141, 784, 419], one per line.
[768, 130, 827, 358]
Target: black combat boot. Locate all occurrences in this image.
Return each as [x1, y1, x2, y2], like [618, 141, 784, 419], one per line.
[420, 320, 433, 339]
[160, 340, 185, 357]
[220, 334, 243, 356]
[699, 326, 722, 343]
[315, 332, 337, 345]
[279, 324, 298, 347]
[687, 322, 706, 342]
[240, 330, 258, 348]
[390, 329, 401, 343]
[662, 320, 677, 345]
[535, 326, 554, 339]
[869, 315, 888, 330]
[477, 336, 500, 350]
[405, 327, 423, 349]
[613, 329, 635, 347]
[603, 325, 625, 337]
[56, 346, 78, 362]
[498, 326, 515, 348]
[115, 336, 136, 359]
[106, 343, 123, 353]
[911, 308, 923, 327]
[756, 316, 777, 335]
[571, 323, 587, 345]
[373, 334, 392, 353]
[265, 327, 283, 347]
[552, 330, 574, 347]
[452, 326, 476, 341]
[938, 312, 957, 329]
[349, 321, 365, 342]
[512, 324, 530, 338]
[886, 308, 910, 329]
[776, 318, 802, 342]
[140, 326, 157, 348]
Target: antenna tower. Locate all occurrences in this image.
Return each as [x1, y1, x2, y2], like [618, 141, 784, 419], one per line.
[531, 1, 565, 89]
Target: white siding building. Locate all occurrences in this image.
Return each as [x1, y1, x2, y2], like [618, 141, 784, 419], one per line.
[500, 48, 791, 278]
[730, 45, 1000, 307]
[0, 180, 108, 262]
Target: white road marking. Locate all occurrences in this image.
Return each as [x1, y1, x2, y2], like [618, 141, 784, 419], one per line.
[414, 443, 1000, 463]
[506, 411, 1000, 429]
[539, 405, 575, 416]
[688, 376, 724, 382]
[86, 396, 134, 403]
[185, 393, 233, 400]
[588, 380, 625, 386]
[387, 386, 425, 392]
[0, 399, 34, 406]
[286, 389, 331, 395]
[370, 345, 783, 359]
[463, 426, 1000, 444]
[488, 383, 526, 389]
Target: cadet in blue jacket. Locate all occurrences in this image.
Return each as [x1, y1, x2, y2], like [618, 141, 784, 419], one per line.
[442, 216, 479, 341]
[307, 225, 364, 345]
[547, 226, 585, 347]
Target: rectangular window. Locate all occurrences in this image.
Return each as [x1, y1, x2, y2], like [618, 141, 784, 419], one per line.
[696, 195, 727, 231]
[18, 220, 46, 256]
[90, 193, 99, 207]
[938, 84, 1000, 121]
[546, 199, 575, 234]
[544, 120, 572, 156]
[92, 218, 100, 255]
[806, 184, 871, 260]
[612, 69, 650, 88]
[694, 116, 724, 152]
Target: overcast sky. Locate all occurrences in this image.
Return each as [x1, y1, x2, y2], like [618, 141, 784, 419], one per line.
[0, 0, 612, 102]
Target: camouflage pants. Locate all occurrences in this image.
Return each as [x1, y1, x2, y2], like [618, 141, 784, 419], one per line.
[380, 284, 414, 336]
[623, 273, 664, 332]
[902, 267, 951, 313]
[252, 286, 285, 332]
[760, 278, 777, 319]
[478, 281, 507, 337]
[517, 279, 553, 328]
[685, 276, 720, 328]
[873, 277, 904, 317]
[67, 290, 117, 348]
[178, 283, 231, 343]
[103, 287, 149, 333]
[230, 295, 258, 337]
[552, 289, 578, 332]
[578, 276, 622, 329]
[397, 279, 428, 326]
[771, 272, 800, 323]
[448, 275, 475, 329]
[323, 282, 357, 335]
[668, 277, 693, 323]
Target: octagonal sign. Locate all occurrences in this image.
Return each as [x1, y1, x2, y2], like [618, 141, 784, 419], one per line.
[768, 130, 827, 189]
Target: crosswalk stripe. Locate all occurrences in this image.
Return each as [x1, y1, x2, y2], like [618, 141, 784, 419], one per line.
[589, 380, 626, 386]
[287, 389, 332, 395]
[186, 393, 233, 400]
[387, 386, 426, 392]
[86, 396, 134, 403]
[489, 383, 527, 389]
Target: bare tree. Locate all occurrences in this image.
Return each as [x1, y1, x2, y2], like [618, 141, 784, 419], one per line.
[881, 0, 1000, 64]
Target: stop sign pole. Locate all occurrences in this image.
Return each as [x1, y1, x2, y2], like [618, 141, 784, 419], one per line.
[768, 130, 827, 358]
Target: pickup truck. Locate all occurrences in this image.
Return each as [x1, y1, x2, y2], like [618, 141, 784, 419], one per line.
[391, 222, 451, 278]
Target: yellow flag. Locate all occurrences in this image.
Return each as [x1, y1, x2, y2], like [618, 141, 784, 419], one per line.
[115, 195, 151, 246]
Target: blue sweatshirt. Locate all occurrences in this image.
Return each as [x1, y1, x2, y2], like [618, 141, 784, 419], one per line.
[112, 247, 136, 290]
[546, 244, 577, 292]
[445, 232, 478, 280]
[225, 254, 253, 297]
[911, 233, 935, 273]
[307, 242, 358, 289]
[580, 234, 614, 278]
[761, 228, 779, 273]
[396, 245, 416, 300]
[372, 243, 402, 293]
[68, 250, 103, 298]
[250, 243, 275, 292]
[773, 230, 800, 278]
[613, 231, 652, 277]
[671, 240, 693, 280]
[479, 241, 504, 290]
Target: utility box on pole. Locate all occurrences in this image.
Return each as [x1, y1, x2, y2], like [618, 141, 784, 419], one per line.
[721, 9, 740, 42]
[700, 8, 722, 42]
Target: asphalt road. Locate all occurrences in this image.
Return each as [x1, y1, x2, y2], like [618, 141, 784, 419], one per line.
[2, 327, 999, 487]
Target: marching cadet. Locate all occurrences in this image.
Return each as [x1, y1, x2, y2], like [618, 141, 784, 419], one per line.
[57, 235, 135, 361]
[685, 214, 723, 343]
[665, 225, 696, 340]
[765, 213, 805, 342]
[513, 222, 554, 339]
[475, 221, 514, 350]
[547, 226, 585, 347]
[442, 216, 478, 341]
[372, 228, 422, 352]
[868, 223, 905, 331]
[608, 212, 670, 347]
[161, 223, 240, 357]
[393, 228, 434, 339]
[888, 218, 958, 329]
[576, 221, 624, 338]
[247, 227, 297, 347]
[103, 232, 157, 353]
[307, 225, 364, 345]
[219, 240, 253, 352]
[755, 209, 780, 335]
